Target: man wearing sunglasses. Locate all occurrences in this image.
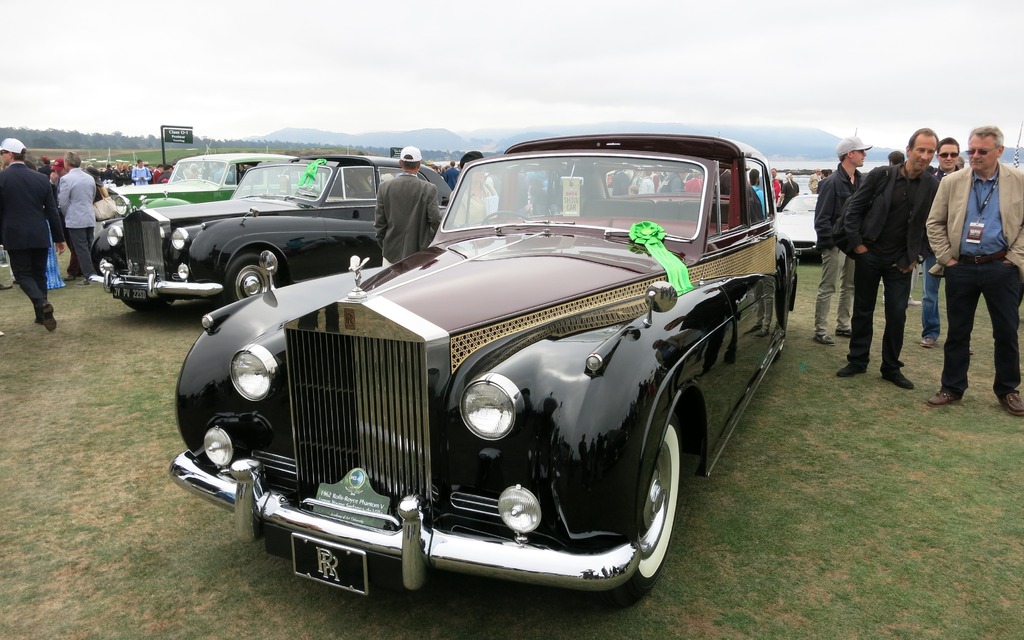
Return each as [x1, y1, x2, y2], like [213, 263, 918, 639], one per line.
[918, 137, 961, 349]
[926, 125, 1024, 416]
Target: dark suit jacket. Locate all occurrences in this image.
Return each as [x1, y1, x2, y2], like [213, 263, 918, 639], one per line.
[844, 164, 939, 270]
[374, 173, 440, 263]
[0, 162, 65, 249]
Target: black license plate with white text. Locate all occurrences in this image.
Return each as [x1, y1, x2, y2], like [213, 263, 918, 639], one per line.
[292, 534, 368, 595]
[112, 286, 148, 301]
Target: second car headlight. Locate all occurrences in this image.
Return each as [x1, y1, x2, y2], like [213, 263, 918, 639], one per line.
[230, 344, 278, 401]
[171, 227, 190, 250]
[460, 373, 523, 440]
[106, 225, 123, 247]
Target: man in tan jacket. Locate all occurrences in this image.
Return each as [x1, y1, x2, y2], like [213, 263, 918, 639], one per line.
[925, 125, 1024, 416]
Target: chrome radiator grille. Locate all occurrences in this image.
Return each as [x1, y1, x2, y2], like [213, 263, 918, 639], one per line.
[122, 213, 163, 276]
[285, 328, 432, 508]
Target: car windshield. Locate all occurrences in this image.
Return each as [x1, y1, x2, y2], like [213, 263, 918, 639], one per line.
[231, 162, 333, 201]
[168, 160, 230, 185]
[443, 155, 707, 239]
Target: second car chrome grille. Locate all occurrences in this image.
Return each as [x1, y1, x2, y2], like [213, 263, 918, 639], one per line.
[122, 213, 163, 276]
[285, 328, 431, 511]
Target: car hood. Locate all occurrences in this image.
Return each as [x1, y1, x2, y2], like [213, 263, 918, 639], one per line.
[343, 232, 666, 334]
[111, 181, 220, 196]
[139, 197, 305, 223]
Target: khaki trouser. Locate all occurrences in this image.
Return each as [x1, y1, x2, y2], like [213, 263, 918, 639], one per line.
[814, 247, 855, 336]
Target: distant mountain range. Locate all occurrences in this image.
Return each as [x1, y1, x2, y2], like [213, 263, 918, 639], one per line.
[246, 122, 898, 162]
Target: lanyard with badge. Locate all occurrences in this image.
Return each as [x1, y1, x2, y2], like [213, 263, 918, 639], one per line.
[967, 178, 997, 244]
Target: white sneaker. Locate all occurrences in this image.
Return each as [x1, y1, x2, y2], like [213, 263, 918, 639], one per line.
[908, 297, 921, 307]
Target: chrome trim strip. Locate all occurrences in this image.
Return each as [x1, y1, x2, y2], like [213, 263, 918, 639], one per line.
[170, 452, 639, 591]
[103, 274, 224, 297]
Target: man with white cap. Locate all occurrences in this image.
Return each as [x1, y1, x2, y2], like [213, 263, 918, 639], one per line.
[0, 138, 67, 331]
[374, 146, 440, 265]
[811, 135, 871, 345]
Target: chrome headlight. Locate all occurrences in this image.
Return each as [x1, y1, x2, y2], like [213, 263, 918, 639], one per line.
[106, 225, 123, 247]
[230, 344, 277, 401]
[114, 194, 130, 216]
[171, 227, 189, 250]
[203, 426, 234, 467]
[177, 263, 190, 280]
[498, 485, 541, 537]
[460, 373, 523, 440]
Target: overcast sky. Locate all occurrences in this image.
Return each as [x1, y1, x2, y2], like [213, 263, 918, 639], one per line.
[5, 1, 1023, 151]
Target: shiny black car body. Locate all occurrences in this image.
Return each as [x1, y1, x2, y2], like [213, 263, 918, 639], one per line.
[169, 134, 796, 604]
[92, 156, 450, 309]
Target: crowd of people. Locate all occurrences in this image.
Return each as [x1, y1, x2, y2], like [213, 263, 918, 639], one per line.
[36, 156, 173, 187]
[0, 139, 122, 335]
[811, 125, 1024, 418]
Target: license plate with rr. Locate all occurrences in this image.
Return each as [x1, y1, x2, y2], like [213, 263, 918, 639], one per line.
[292, 534, 368, 595]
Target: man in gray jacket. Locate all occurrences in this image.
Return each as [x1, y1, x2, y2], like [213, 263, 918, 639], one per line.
[374, 146, 440, 266]
[57, 152, 98, 284]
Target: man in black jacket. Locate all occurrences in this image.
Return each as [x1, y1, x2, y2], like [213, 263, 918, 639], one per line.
[0, 138, 67, 331]
[812, 136, 869, 345]
[836, 128, 940, 388]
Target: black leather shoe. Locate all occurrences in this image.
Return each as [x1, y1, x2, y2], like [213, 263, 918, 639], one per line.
[881, 371, 914, 389]
[40, 302, 56, 332]
[836, 364, 866, 377]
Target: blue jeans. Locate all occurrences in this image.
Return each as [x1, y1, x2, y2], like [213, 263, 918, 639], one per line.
[921, 254, 941, 340]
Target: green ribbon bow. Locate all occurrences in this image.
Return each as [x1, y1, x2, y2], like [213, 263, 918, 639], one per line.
[629, 221, 694, 294]
[298, 158, 327, 187]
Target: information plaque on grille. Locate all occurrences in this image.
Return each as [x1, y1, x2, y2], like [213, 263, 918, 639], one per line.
[314, 468, 390, 528]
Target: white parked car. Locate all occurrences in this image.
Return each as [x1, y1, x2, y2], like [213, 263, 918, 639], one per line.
[777, 194, 818, 255]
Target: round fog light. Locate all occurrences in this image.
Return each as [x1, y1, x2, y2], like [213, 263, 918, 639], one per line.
[204, 426, 234, 467]
[498, 485, 541, 538]
[177, 263, 190, 280]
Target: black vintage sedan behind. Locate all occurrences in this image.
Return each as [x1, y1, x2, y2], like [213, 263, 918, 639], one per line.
[92, 156, 450, 310]
[169, 134, 796, 605]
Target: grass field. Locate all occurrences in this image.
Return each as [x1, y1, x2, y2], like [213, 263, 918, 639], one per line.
[1, 256, 1021, 639]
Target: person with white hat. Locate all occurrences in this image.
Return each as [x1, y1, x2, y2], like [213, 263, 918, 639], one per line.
[811, 135, 872, 346]
[373, 146, 440, 265]
[0, 138, 67, 331]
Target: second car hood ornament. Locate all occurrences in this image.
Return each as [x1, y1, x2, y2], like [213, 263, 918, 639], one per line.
[346, 256, 370, 301]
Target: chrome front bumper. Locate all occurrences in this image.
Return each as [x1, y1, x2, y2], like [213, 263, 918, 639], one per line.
[103, 272, 223, 297]
[169, 452, 639, 592]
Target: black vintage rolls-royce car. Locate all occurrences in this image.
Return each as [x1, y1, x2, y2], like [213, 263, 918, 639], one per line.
[92, 155, 450, 309]
[169, 134, 796, 605]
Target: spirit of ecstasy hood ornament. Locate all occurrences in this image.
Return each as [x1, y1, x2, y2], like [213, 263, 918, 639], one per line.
[346, 256, 370, 301]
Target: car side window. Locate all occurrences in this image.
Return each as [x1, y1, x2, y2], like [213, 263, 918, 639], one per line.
[743, 158, 771, 226]
[329, 167, 376, 201]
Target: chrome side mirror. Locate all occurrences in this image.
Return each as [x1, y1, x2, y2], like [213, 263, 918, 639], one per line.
[644, 281, 677, 327]
[259, 250, 278, 290]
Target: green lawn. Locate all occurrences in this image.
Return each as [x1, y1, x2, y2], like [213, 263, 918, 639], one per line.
[0, 257, 1020, 639]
